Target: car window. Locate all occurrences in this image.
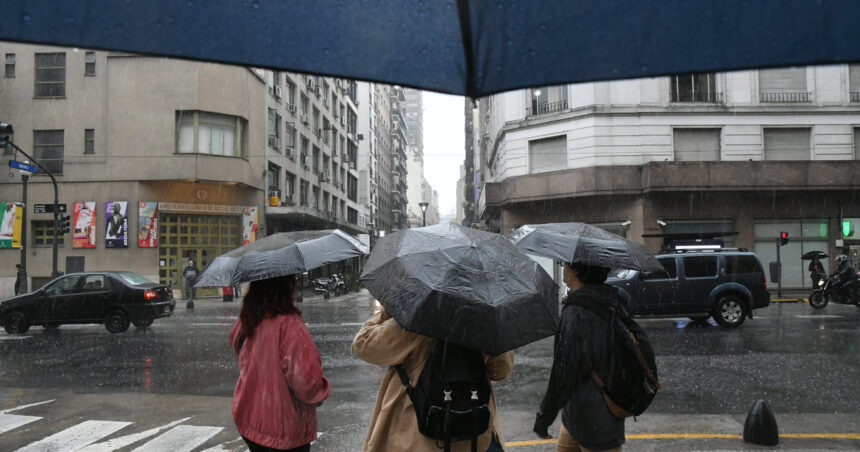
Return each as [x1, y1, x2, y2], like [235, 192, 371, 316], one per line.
[725, 255, 761, 274]
[43, 275, 83, 295]
[643, 258, 677, 280]
[81, 274, 111, 291]
[684, 256, 718, 278]
[117, 272, 155, 285]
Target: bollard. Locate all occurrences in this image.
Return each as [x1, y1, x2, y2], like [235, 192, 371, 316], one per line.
[743, 399, 779, 446]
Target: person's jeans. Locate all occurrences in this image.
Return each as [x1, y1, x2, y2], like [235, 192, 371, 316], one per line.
[557, 426, 622, 452]
[241, 436, 309, 452]
[487, 435, 504, 452]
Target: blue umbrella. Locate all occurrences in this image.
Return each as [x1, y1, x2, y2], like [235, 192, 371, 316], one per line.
[2, 1, 860, 97]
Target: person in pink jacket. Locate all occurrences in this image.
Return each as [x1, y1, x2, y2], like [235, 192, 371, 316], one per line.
[230, 274, 331, 452]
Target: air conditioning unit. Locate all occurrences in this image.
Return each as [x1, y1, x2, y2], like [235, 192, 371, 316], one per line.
[301, 154, 308, 166]
[288, 104, 297, 114]
[285, 146, 294, 158]
[306, 78, 314, 89]
[268, 135, 280, 148]
[301, 114, 309, 125]
[340, 116, 346, 126]
[274, 86, 282, 98]
[314, 87, 322, 97]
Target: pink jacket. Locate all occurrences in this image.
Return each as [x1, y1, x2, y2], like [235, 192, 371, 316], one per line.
[230, 313, 331, 449]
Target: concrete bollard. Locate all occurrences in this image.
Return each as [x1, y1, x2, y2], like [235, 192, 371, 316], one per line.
[743, 399, 779, 446]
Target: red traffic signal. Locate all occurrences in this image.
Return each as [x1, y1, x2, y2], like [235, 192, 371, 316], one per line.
[779, 231, 789, 246]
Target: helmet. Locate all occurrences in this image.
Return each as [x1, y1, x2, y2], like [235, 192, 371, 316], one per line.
[835, 254, 848, 264]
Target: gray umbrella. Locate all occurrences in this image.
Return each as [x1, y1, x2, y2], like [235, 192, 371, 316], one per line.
[511, 222, 663, 272]
[194, 229, 368, 287]
[360, 223, 558, 355]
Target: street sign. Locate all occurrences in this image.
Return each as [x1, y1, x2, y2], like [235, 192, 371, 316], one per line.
[34, 203, 67, 214]
[8, 160, 37, 173]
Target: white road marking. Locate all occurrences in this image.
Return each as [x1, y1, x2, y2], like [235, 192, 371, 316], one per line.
[2, 399, 56, 413]
[131, 425, 223, 452]
[191, 323, 235, 326]
[795, 314, 843, 319]
[0, 399, 56, 436]
[200, 436, 246, 452]
[15, 420, 131, 452]
[340, 322, 363, 326]
[78, 417, 192, 452]
[0, 336, 32, 340]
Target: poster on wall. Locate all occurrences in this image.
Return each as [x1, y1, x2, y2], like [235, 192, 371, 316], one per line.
[0, 202, 23, 249]
[242, 206, 259, 245]
[73, 201, 97, 249]
[138, 202, 158, 248]
[105, 201, 129, 248]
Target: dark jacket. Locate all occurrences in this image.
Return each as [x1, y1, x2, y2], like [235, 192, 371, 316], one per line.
[534, 284, 625, 450]
[835, 261, 856, 280]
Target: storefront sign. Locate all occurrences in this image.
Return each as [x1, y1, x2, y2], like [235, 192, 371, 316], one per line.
[105, 201, 129, 248]
[0, 202, 23, 249]
[242, 206, 259, 245]
[73, 201, 97, 249]
[157, 202, 245, 215]
[138, 202, 158, 248]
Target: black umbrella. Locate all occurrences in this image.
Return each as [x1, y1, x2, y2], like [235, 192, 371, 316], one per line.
[194, 229, 368, 287]
[360, 223, 558, 355]
[511, 222, 663, 272]
[801, 250, 828, 260]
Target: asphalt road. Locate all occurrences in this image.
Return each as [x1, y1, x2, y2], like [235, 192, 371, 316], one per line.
[0, 291, 858, 451]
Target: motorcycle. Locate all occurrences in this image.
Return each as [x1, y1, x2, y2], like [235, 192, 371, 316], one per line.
[312, 273, 346, 299]
[809, 271, 860, 309]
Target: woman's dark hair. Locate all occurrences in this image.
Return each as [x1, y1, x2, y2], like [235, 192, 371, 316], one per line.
[570, 262, 610, 285]
[239, 274, 299, 338]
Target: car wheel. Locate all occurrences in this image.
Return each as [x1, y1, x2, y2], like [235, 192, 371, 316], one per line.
[4, 311, 29, 334]
[713, 295, 746, 327]
[43, 322, 60, 331]
[104, 310, 130, 333]
[809, 291, 829, 310]
[132, 318, 154, 329]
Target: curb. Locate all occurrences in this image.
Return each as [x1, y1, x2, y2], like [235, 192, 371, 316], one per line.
[771, 298, 808, 303]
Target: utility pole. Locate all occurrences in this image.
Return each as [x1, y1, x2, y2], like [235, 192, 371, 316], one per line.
[18, 173, 28, 293]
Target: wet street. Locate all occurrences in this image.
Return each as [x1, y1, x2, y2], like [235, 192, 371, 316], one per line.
[0, 290, 859, 451]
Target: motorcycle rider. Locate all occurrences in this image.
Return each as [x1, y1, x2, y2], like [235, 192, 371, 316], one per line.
[831, 255, 858, 302]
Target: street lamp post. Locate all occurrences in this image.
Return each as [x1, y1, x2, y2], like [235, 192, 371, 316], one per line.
[419, 202, 429, 227]
[18, 172, 29, 293]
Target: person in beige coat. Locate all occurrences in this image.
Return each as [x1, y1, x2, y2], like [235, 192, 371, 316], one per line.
[352, 306, 515, 452]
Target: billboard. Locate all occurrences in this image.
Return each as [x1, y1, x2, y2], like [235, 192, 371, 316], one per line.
[242, 206, 259, 245]
[138, 202, 158, 248]
[73, 201, 97, 249]
[0, 202, 23, 249]
[105, 201, 129, 248]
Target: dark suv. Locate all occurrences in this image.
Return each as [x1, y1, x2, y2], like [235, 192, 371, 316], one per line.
[607, 250, 770, 327]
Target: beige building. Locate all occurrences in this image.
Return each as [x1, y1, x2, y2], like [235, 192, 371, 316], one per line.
[0, 43, 266, 295]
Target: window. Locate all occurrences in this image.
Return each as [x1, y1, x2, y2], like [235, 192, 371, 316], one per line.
[671, 73, 718, 102]
[763, 128, 810, 160]
[267, 108, 281, 150]
[32, 220, 64, 247]
[673, 128, 721, 161]
[84, 51, 96, 76]
[4, 53, 14, 78]
[313, 147, 320, 172]
[348, 206, 358, 224]
[285, 122, 296, 149]
[529, 85, 568, 115]
[725, 255, 761, 275]
[683, 256, 718, 278]
[82, 274, 110, 291]
[284, 172, 295, 200]
[176, 111, 245, 157]
[347, 174, 358, 202]
[84, 129, 94, 154]
[35, 52, 66, 97]
[855, 128, 860, 159]
[299, 180, 309, 206]
[759, 67, 809, 102]
[312, 186, 320, 209]
[34, 130, 64, 174]
[850, 65, 860, 102]
[528, 135, 567, 174]
[301, 94, 309, 115]
[268, 162, 281, 195]
[44, 274, 81, 294]
[313, 107, 320, 132]
[286, 80, 296, 106]
[301, 136, 309, 167]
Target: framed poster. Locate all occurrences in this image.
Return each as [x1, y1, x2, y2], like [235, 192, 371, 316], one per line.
[73, 201, 97, 249]
[242, 206, 259, 245]
[0, 202, 23, 249]
[105, 201, 129, 248]
[138, 202, 158, 248]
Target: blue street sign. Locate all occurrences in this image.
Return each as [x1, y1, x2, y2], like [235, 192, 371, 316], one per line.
[9, 160, 37, 173]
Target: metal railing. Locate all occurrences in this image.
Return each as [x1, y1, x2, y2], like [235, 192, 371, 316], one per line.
[760, 92, 811, 103]
[526, 99, 569, 116]
[670, 92, 723, 103]
[851, 92, 860, 102]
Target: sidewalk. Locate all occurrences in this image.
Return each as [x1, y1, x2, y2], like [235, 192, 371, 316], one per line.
[174, 287, 354, 310]
[769, 288, 811, 303]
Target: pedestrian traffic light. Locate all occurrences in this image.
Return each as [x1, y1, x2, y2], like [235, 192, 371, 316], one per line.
[843, 220, 855, 238]
[60, 213, 71, 234]
[779, 231, 789, 246]
[0, 122, 12, 149]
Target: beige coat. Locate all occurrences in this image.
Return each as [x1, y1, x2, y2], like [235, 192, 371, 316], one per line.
[352, 308, 514, 452]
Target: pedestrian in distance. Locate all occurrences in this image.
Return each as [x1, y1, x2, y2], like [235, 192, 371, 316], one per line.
[230, 274, 331, 452]
[352, 304, 513, 452]
[14, 264, 23, 295]
[182, 260, 200, 306]
[809, 255, 825, 287]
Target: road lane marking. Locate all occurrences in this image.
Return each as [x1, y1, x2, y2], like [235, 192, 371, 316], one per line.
[15, 420, 131, 452]
[78, 417, 192, 452]
[794, 315, 843, 319]
[2, 399, 56, 413]
[340, 322, 364, 326]
[131, 425, 223, 452]
[0, 413, 42, 436]
[505, 432, 860, 447]
[0, 336, 32, 340]
[200, 436, 245, 452]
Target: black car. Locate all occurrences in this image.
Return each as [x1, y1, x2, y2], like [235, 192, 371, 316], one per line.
[0, 271, 175, 334]
[607, 250, 770, 327]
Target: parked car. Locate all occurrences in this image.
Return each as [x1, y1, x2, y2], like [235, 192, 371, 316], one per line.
[607, 250, 770, 327]
[0, 271, 175, 334]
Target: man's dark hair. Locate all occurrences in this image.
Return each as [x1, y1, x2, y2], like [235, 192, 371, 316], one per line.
[570, 262, 610, 284]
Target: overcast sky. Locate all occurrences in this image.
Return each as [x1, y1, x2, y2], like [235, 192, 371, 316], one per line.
[422, 91, 465, 216]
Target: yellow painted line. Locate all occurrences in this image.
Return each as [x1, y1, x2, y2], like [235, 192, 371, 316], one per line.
[771, 298, 808, 302]
[505, 433, 860, 447]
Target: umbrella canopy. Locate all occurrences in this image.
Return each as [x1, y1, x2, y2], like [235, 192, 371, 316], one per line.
[360, 223, 558, 355]
[194, 229, 368, 287]
[801, 250, 828, 260]
[511, 222, 663, 273]
[2, 1, 860, 98]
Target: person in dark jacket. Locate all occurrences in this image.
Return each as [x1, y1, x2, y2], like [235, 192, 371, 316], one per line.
[809, 256, 825, 288]
[832, 254, 858, 300]
[533, 262, 624, 452]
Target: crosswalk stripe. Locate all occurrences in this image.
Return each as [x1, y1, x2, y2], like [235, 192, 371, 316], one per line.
[795, 314, 843, 319]
[0, 336, 32, 340]
[131, 425, 223, 452]
[0, 413, 41, 436]
[15, 420, 131, 452]
[78, 417, 192, 452]
[2, 399, 56, 414]
[200, 436, 246, 452]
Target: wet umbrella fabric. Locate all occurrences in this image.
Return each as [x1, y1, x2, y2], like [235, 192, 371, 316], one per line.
[360, 223, 558, 355]
[801, 250, 828, 260]
[194, 229, 368, 287]
[511, 222, 663, 273]
[3, 2, 860, 98]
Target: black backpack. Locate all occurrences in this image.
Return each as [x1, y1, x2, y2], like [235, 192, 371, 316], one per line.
[395, 340, 491, 452]
[569, 297, 661, 419]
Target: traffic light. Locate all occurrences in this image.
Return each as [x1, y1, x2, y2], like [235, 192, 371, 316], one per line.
[60, 214, 71, 234]
[0, 122, 12, 149]
[779, 231, 789, 246]
[843, 220, 855, 238]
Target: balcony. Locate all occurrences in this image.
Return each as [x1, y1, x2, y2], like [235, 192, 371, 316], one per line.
[852, 92, 860, 102]
[760, 92, 811, 103]
[526, 99, 568, 116]
[670, 91, 723, 103]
